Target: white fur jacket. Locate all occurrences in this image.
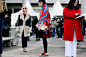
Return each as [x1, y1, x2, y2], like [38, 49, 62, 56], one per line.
[16, 12, 32, 37]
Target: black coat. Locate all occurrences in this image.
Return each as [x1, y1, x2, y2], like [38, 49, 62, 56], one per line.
[81, 19, 85, 30]
[0, 10, 8, 19]
[32, 18, 38, 34]
[3, 17, 11, 27]
[0, 10, 8, 54]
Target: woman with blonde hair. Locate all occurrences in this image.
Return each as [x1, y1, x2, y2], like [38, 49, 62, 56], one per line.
[16, 5, 32, 52]
[0, 0, 8, 56]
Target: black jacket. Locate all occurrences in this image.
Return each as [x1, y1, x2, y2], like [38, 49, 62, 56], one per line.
[3, 17, 11, 27]
[81, 19, 85, 30]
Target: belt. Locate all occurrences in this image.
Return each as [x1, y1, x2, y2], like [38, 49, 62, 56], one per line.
[65, 18, 74, 19]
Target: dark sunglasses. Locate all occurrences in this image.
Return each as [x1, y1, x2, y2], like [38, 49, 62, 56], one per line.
[23, 8, 27, 9]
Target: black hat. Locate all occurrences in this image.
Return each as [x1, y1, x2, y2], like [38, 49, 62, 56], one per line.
[38, 0, 46, 3]
[38, 0, 46, 4]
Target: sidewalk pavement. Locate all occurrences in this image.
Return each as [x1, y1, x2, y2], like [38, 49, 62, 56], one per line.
[2, 35, 86, 57]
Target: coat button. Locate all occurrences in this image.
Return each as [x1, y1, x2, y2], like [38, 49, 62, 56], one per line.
[75, 24, 76, 25]
[73, 24, 74, 25]
[75, 27, 77, 29]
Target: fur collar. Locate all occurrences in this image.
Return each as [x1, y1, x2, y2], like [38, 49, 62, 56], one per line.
[19, 12, 31, 21]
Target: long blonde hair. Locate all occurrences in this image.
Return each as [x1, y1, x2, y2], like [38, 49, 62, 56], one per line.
[0, 0, 4, 13]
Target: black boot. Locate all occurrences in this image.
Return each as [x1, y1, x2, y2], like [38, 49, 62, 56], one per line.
[27, 38, 31, 41]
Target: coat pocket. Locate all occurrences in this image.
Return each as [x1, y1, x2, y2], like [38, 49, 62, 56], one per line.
[28, 27, 32, 33]
[16, 26, 20, 32]
[25, 26, 32, 33]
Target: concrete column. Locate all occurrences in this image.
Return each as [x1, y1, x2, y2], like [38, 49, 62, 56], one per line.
[81, 0, 86, 18]
[12, 8, 14, 13]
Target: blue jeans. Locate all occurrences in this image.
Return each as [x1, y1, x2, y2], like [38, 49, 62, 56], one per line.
[52, 28, 55, 37]
[0, 20, 3, 54]
[57, 31, 61, 37]
[58, 31, 61, 37]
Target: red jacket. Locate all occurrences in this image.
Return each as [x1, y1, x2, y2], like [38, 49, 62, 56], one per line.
[63, 7, 83, 41]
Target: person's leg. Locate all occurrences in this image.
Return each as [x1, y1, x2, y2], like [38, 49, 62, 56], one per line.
[23, 37, 28, 52]
[22, 33, 27, 52]
[59, 31, 61, 38]
[0, 21, 3, 55]
[82, 30, 85, 42]
[72, 30, 77, 57]
[27, 36, 31, 41]
[53, 28, 55, 37]
[36, 33, 38, 38]
[65, 41, 73, 57]
[40, 38, 48, 56]
[0, 21, 3, 57]
[60, 29, 62, 38]
[24, 37, 28, 48]
[35, 28, 40, 41]
[52, 28, 54, 37]
[35, 33, 40, 41]
[42, 38, 47, 53]
[22, 32, 24, 48]
[56, 28, 59, 38]
[73, 41, 77, 57]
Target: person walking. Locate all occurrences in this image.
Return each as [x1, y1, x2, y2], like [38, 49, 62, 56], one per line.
[0, 0, 8, 57]
[33, 17, 40, 41]
[38, 0, 51, 56]
[56, 18, 61, 38]
[2, 13, 11, 37]
[16, 5, 32, 52]
[60, 18, 64, 38]
[81, 19, 85, 42]
[51, 17, 57, 37]
[63, 0, 84, 57]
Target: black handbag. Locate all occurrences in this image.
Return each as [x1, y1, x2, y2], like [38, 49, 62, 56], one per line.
[2, 25, 10, 37]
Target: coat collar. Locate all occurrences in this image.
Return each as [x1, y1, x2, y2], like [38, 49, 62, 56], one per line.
[19, 12, 31, 21]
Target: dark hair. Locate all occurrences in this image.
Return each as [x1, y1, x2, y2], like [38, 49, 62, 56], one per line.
[38, 0, 46, 4]
[67, 0, 79, 10]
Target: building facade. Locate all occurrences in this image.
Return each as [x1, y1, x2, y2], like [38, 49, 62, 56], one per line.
[5, 0, 86, 18]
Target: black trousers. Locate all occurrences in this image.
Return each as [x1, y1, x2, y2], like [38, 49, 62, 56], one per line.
[42, 38, 48, 53]
[36, 30, 40, 39]
[22, 32, 28, 48]
[35, 26, 40, 39]
[0, 20, 3, 54]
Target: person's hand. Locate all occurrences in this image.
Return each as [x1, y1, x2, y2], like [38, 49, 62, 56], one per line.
[38, 24, 42, 31]
[38, 28, 41, 31]
[75, 13, 79, 16]
[6, 9, 8, 11]
[5, 14, 8, 18]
